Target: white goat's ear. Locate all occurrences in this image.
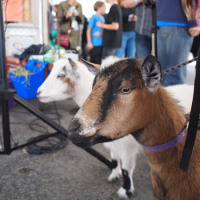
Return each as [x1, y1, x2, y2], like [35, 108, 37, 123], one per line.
[142, 55, 162, 92]
[81, 59, 100, 75]
[68, 58, 77, 70]
[68, 58, 80, 78]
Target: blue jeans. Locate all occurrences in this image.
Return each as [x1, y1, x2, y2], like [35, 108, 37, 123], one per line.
[102, 47, 116, 59]
[157, 26, 193, 86]
[135, 33, 152, 59]
[115, 31, 136, 58]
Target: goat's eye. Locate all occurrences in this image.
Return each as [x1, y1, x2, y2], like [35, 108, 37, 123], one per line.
[58, 74, 65, 79]
[121, 88, 131, 94]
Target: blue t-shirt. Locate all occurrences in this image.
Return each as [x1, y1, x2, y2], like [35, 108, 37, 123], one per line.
[88, 14, 105, 47]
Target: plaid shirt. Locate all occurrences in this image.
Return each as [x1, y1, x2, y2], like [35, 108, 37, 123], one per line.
[135, 4, 152, 37]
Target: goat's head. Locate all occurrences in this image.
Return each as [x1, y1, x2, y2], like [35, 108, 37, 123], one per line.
[37, 58, 79, 103]
[68, 55, 162, 148]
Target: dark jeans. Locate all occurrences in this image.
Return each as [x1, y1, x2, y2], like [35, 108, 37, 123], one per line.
[157, 26, 193, 86]
[90, 46, 102, 64]
[102, 47, 116, 59]
[135, 33, 152, 59]
[82, 42, 88, 60]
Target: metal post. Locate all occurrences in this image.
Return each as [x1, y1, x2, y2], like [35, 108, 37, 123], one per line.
[0, 0, 12, 154]
[151, 5, 157, 57]
[143, 0, 157, 57]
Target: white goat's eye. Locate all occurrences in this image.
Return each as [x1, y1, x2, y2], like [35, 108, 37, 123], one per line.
[121, 88, 131, 94]
[58, 74, 65, 79]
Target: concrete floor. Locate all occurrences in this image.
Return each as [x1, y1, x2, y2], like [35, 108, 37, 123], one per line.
[0, 98, 154, 200]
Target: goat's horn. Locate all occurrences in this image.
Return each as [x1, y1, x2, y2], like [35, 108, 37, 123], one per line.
[81, 58, 101, 71]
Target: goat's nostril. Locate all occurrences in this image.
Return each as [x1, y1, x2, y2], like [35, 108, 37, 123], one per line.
[68, 119, 81, 132]
[37, 90, 42, 95]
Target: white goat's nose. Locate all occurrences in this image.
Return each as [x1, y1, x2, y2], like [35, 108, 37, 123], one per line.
[37, 89, 42, 96]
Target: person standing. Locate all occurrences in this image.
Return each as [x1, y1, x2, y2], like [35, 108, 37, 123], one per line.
[87, 1, 106, 64]
[135, 3, 152, 59]
[57, 0, 84, 51]
[96, 0, 122, 58]
[82, 16, 88, 60]
[115, 1, 137, 58]
[157, 0, 200, 86]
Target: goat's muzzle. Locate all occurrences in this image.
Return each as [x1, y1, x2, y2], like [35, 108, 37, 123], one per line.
[68, 118, 112, 148]
[68, 118, 90, 148]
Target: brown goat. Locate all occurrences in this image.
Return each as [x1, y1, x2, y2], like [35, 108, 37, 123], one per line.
[68, 55, 200, 200]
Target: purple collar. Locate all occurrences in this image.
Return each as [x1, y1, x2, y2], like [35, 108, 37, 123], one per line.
[142, 117, 200, 152]
[142, 125, 188, 152]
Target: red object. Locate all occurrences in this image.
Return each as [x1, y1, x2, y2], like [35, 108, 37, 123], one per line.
[44, 64, 53, 79]
[55, 33, 70, 48]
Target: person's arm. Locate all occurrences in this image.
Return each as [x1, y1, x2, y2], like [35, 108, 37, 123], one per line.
[123, 0, 143, 8]
[73, 4, 84, 24]
[188, 20, 200, 37]
[96, 22, 119, 30]
[86, 27, 93, 49]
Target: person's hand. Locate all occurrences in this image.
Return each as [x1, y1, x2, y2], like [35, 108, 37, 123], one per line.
[66, 10, 73, 19]
[73, 10, 78, 17]
[129, 14, 137, 22]
[189, 26, 200, 37]
[96, 22, 104, 28]
[87, 42, 94, 49]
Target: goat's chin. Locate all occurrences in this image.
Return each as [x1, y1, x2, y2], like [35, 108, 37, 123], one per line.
[38, 94, 71, 103]
[68, 131, 113, 148]
[38, 96, 52, 103]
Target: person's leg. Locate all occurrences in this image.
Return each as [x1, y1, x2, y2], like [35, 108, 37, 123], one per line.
[158, 26, 193, 86]
[191, 35, 200, 57]
[115, 32, 128, 58]
[90, 47, 97, 63]
[102, 47, 116, 59]
[97, 46, 103, 64]
[135, 33, 152, 59]
[82, 42, 88, 60]
[90, 46, 102, 64]
[125, 31, 136, 58]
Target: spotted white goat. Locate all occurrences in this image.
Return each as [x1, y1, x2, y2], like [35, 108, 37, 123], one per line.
[37, 58, 141, 198]
[38, 57, 193, 199]
[68, 55, 198, 200]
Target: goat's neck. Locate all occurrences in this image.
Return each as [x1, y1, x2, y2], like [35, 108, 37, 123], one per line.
[141, 86, 186, 165]
[73, 67, 94, 107]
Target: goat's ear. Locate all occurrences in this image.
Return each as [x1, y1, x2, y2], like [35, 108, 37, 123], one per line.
[68, 58, 77, 71]
[141, 55, 162, 92]
[68, 58, 80, 78]
[81, 59, 100, 75]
